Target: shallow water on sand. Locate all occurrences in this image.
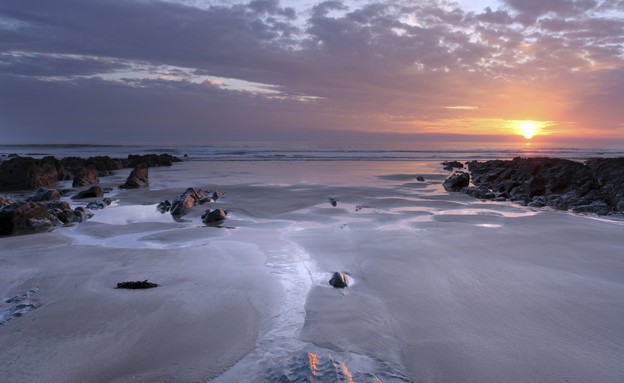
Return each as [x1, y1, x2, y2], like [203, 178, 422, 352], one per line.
[2, 160, 624, 382]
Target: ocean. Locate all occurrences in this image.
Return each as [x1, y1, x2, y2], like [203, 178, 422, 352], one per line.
[1, 142, 623, 162]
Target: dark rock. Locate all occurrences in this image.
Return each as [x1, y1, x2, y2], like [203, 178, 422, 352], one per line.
[416, 176, 425, 182]
[170, 188, 210, 216]
[212, 191, 224, 200]
[72, 166, 100, 187]
[119, 164, 149, 189]
[329, 272, 349, 288]
[0, 156, 66, 191]
[116, 280, 158, 289]
[71, 207, 93, 222]
[202, 208, 228, 224]
[463, 157, 624, 215]
[442, 160, 464, 171]
[86, 198, 112, 210]
[571, 201, 611, 215]
[72, 185, 104, 199]
[126, 154, 180, 168]
[28, 188, 61, 202]
[0, 201, 54, 236]
[329, 198, 337, 207]
[157, 200, 172, 214]
[443, 172, 470, 192]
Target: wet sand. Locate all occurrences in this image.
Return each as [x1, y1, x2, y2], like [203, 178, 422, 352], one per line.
[1, 161, 623, 382]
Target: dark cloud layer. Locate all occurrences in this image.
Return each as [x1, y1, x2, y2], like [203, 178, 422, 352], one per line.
[1, 0, 623, 143]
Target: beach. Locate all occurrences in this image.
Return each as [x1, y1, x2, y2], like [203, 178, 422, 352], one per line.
[1, 158, 624, 382]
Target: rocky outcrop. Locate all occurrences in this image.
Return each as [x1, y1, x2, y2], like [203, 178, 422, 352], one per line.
[449, 157, 624, 215]
[0, 153, 181, 192]
[0, 201, 53, 235]
[0, 199, 92, 236]
[442, 160, 464, 171]
[442, 172, 470, 192]
[28, 188, 61, 202]
[202, 208, 227, 224]
[72, 185, 104, 199]
[119, 164, 149, 189]
[168, 188, 215, 216]
[0, 156, 68, 191]
[72, 166, 100, 187]
[126, 153, 180, 168]
[328, 272, 349, 288]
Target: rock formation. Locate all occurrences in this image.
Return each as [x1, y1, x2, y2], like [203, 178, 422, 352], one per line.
[329, 272, 349, 288]
[202, 208, 227, 224]
[442, 172, 470, 192]
[72, 166, 100, 187]
[445, 157, 624, 215]
[72, 185, 104, 199]
[119, 164, 149, 189]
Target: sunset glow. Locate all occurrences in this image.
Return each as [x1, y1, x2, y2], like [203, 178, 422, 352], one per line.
[518, 121, 542, 139]
[0, 1, 623, 144]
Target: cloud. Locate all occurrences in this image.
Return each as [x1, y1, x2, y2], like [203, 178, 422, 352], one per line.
[0, 0, 623, 143]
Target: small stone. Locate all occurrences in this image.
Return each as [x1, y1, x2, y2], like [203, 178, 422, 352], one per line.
[329, 272, 349, 288]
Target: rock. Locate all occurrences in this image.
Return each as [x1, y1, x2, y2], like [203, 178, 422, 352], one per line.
[119, 164, 149, 189]
[443, 172, 470, 192]
[157, 200, 172, 213]
[72, 207, 94, 222]
[571, 201, 611, 215]
[0, 156, 66, 191]
[329, 272, 349, 288]
[72, 185, 104, 199]
[116, 280, 158, 289]
[28, 188, 61, 202]
[202, 208, 227, 224]
[416, 176, 425, 182]
[0, 201, 54, 236]
[212, 191, 224, 200]
[126, 154, 180, 168]
[465, 157, 613, 214]
[442, 160, 464, 171]
[86, 198, 112, 210]
[329, 198, 337, 207]
[170, 188, 210, 216]
[72, 166, 100, 187]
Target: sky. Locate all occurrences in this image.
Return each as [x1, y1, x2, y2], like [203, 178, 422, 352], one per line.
[1, 0, 623, 145]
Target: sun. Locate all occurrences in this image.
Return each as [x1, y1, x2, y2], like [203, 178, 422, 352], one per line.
[518, 120, 541, 139]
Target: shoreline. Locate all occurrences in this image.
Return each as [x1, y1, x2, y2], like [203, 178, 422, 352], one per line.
[1, 158, 624, 382]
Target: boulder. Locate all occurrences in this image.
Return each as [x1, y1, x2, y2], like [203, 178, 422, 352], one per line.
[0, 201, 54, 236]
[329, 272, 349, 288]
[119, 164, 149, 189]
[443, 172, 470, 192]
[72, 185, 104, 199]
[0, 156, 66, 191]
[169, 188, 210, 216]
[202, 208, 227, 224]
[416, 176, 425, 182]
[72, 207, 94, 222]
[72, 166, 100, 187]
[28, 188, 61, 202]
[86, 198, 113, 210]
[329, 198, 337, 207]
